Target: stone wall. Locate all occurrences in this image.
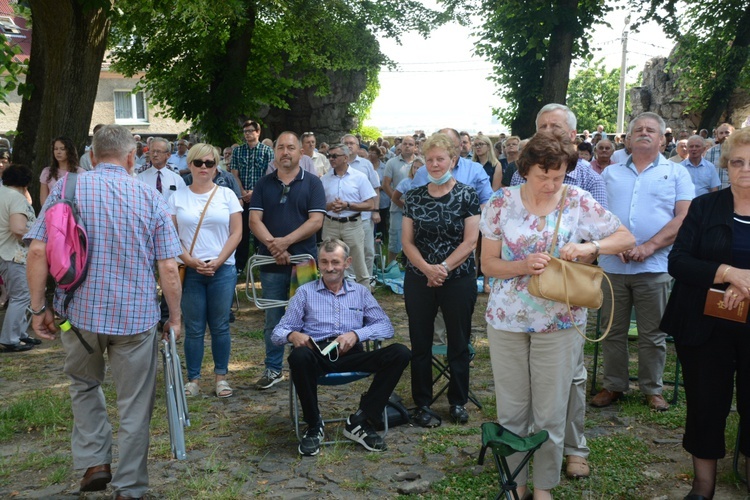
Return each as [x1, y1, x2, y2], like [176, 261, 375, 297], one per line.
[258, 69, 367, 145]
[628, 54, 750, 132]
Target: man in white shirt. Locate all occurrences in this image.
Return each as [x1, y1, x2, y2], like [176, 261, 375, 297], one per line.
[138, 138, 186, 202]
[301, 132, 330, 177]
[171, 139, 190, 175]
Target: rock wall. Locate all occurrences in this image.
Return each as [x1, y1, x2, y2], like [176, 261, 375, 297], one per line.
[258, 69, 367, 145]
[628, 54, 750, 132]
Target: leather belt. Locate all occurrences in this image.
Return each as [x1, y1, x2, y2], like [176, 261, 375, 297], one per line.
[325, 214, 359, 223]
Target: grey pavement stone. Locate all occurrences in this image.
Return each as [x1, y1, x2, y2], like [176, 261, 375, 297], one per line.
[397, 479, 431, 494]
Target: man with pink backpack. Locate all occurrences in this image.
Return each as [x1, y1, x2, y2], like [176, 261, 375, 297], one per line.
[25, 125, 183, 500]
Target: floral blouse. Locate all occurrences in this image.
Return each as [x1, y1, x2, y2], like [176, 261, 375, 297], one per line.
[480, 185, 620, 333]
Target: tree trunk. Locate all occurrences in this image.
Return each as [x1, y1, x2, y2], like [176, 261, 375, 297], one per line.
[541, 0, 577, 108]
[14, 0, 110, 210]
[511, 50, 543, 138]
[204, 1, 257, 147]
[698, 3, 750, 130]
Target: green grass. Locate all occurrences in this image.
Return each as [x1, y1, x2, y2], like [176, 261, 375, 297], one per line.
[419, 426, 479, 455]
[0, 389, 72, 442]
[236, 329, 264, 340]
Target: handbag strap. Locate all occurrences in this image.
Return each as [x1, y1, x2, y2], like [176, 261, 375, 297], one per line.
[559, 252, 615, 342]
[548, 185, 568, 255]
[187, 185, 219, 256]
[550, 185, 614, 342]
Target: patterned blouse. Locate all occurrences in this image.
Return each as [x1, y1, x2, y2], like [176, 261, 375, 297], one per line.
[480, 185, 620, 333]
[403, 181, 480, 279]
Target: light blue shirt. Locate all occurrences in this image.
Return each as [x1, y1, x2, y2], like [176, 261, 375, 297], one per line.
[680, 158, 720, 196]
[412, 157, 493, 204]
[169, 152, 189, 173]
[599, 155, 694, 275]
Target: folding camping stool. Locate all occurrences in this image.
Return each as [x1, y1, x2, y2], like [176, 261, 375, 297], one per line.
[244, 254, 315, 309]
[478, 422, 549, 500]
[431, 343, 483, 409]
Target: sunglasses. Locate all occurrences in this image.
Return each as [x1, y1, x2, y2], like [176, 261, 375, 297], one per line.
[192, 159, 216, 168]
[327, 153, 345, 159]
[280, 184, 291, 204]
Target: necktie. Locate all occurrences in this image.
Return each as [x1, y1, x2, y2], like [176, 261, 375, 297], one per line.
[156, 170, 162, 193]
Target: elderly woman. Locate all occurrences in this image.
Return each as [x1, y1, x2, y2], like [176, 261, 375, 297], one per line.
[492, 135, 521, 191]
[402, 133, 480, 427]
[168, 143, 242, 398]
[590, 139, 616, 174]
[661, 127, 750, 499]
[480, 130, 634, 498]
[0, 165, 39, 352]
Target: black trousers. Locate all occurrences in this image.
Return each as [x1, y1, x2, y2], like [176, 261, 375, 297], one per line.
[676, 320, 750, 459]
[289, 342, 411, 426]
[404, 272, 476, 408]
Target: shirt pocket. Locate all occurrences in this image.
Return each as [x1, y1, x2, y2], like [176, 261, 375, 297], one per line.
[645, 175, 677, 205]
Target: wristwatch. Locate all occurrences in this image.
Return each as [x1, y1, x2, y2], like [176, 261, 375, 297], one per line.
[27, 304, 47, 316]
[590, 240, 601, 257]
[346, 202, 351, 210]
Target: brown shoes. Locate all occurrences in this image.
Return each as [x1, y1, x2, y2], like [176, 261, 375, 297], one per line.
[646, 394, 670, 412]
[80, 464, 111, 492]
[590, 388, 623, 408]
[565, 455, 590, 478]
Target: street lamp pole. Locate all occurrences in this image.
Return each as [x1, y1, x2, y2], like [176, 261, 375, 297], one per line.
[616, 15, 631, 134]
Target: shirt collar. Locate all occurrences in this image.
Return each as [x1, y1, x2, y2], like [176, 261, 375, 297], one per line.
[314, 277, 351, 296]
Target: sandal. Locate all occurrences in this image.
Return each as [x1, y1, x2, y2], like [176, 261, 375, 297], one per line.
[215, 379, 233, 398]
[184, 381, 200, 397]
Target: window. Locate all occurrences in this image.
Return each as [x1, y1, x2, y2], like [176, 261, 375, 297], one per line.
[114, 90, 148, 124]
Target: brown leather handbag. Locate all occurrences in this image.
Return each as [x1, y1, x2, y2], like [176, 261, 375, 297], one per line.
[527, 186, 614, 342]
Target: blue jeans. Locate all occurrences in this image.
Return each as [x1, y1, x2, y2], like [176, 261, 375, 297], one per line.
[260, 270, 290, 372]
[182, 264, 235, 380]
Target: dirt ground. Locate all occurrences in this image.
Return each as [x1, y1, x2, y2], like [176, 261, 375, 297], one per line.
[1, 287, 748, 499]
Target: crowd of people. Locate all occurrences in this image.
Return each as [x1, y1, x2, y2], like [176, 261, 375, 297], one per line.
[0, 105, 748, 499]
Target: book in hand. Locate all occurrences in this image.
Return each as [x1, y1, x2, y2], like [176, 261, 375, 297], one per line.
[704, 288, 749, 323]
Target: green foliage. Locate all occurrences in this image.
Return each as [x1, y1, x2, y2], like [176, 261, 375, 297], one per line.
[109, 0, 447, 144]
[0, 33, 27, 109]
[440, 0, 614, 134]
[567, 58, 631, 132]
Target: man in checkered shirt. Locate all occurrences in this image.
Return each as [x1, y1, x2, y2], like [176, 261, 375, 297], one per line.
[25, 124, 183, 499]
[231, 119, 274, 275]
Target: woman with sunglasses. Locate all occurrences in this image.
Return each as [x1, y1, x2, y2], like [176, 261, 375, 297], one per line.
[168, 143, 243, 398]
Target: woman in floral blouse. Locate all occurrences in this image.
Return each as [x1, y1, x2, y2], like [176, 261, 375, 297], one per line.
[479, 130, 633, 499]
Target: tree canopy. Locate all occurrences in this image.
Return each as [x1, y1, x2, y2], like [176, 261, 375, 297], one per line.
[630, 0, 750, 130]
[109, 0, 448, 146]
[567, 59, 631, 133]
[441, 0, 613, 137]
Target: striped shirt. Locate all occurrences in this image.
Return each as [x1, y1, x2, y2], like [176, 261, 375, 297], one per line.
[271, 279, 394, 345]
[25, 164, 181, 335]
[231, 141, 274, 190]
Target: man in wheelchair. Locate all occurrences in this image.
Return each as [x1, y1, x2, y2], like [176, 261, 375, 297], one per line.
[272, 238, 411, 456]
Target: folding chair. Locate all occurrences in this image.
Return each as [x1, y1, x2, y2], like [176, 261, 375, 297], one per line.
[161, 328, 190, 460]
[244, 253, 315, 309]
[734, 423, 748, 485]
[431, 343, 483, 409]
[289, 370, 389, 446]
[478, 422, 549, 500]
[589, 308, 682, 405]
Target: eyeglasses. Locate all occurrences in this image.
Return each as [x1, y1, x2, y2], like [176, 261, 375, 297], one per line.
[279, 184, 291, 204]
[151, 149, 169, 154]
[192, 159, 216, 168]
[327, 153, 345, 159]
[729, 158, 750, 169]
[243, 128, 257, 134]
[473, 143, 487, 148]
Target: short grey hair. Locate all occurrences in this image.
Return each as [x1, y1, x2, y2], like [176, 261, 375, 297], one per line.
[328, 143, 350, 156]
[627, 112, 666, 136]
[687, 135, 705, 146]
[92, 124, 136, 161]
[536, 103, 577, 132]
[319, 238, 350, 259]
[150, 137, 170, 151]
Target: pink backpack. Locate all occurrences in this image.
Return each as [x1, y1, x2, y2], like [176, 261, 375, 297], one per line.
[45, 173, 89, 298]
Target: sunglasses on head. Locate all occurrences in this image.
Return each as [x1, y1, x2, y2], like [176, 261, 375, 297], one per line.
[192, 159, 216, 168]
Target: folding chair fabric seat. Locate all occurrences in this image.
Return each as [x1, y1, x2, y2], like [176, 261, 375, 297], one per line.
[478, 422, 549, 500]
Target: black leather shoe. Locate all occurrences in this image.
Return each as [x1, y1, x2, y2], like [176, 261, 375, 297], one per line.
[20, 336, 42, 345]
[413, 406, 441, 428]
[683, 495, 710, 500]
[449, 405, 469, 424]
[1, 342, 33, 352]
